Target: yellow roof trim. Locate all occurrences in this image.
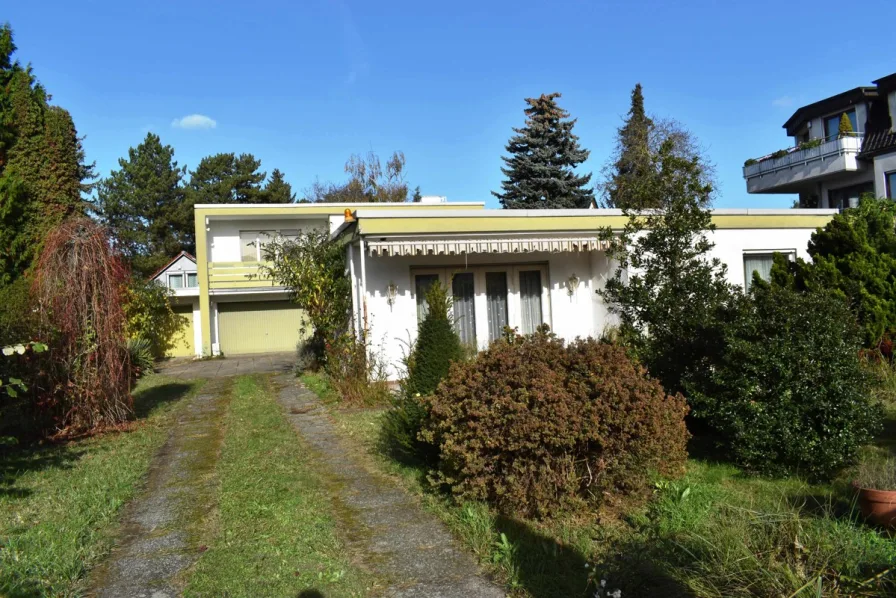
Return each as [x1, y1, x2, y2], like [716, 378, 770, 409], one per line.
[194, 202, 483, 218]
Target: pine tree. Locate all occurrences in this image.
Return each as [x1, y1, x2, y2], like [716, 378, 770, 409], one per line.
[93, 133, 190, 277]
[606, 84, 656, 209]
[493, 93, 594, 209]
[186, 152, 266, 205]
[838, 112, 854, 137]
[263, 168, 295, 203]
[0, 24, 95, 286]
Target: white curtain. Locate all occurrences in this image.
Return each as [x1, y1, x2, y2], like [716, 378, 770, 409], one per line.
[519, 270, 542, 334]
[485, 272, 508, 341]
[452, 273, 476, 346]
[743, 254, 774, 291]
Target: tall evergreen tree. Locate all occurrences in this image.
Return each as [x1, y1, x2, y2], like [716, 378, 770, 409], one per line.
[605, 84, 655, 209]
[93, 133, 190, 277]
[263, 168, 295, 203]
[602, 84, 715, 209]
[186, 152, 266, 205]
[493, 93, 594, 209]
[0, 24, 95, 286]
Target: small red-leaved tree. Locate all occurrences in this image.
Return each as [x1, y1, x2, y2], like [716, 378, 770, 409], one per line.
[33, 217, 132, 432]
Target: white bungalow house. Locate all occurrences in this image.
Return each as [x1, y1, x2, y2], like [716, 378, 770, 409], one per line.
[185, 200, 836, 374]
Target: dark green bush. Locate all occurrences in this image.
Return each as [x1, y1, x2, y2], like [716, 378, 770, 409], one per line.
[382, 281, 463, 463]
[0, 278, 39, 343]
[422, 328, 690, 518]
[688, 285, 881, 478]
[770, 196, 896, 347]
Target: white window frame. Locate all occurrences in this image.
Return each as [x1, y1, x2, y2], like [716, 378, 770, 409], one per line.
[186, 272, 198, 288]
[168, 273, 184, 289]
[410, 264, 552, 350]
[742, 249, 795, 289]
[239, 229, 300, 262]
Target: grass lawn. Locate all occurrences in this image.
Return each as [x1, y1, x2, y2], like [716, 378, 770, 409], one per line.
[183, 375, 374, 598]
[0, 374, 202, 598]
[306, 372, 896, 598]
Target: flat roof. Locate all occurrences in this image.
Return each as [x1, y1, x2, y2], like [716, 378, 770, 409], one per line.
[347, 208, 837, 236]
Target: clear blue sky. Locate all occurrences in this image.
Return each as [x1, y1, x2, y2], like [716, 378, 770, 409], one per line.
[5, 0, 896, 208]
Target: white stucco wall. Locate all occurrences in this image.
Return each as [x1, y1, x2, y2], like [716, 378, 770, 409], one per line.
[207, 218, 326, 262]
[706, 227, 816, 288]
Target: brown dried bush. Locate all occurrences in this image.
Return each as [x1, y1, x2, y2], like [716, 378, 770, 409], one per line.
[33, 218, 132, 433]
[422, 328, 689, 518]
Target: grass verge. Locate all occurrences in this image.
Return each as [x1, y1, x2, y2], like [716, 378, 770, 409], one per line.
[0, 374, 201, 598]
[317, 391, 896, 598]
[183, 375, 372, 598]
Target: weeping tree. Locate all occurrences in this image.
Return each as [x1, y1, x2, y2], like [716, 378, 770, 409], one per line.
[33, 218, 132, 432]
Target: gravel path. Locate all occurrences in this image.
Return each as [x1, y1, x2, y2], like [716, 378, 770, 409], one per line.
[275, 374, 505, 598]
[88, 378, 230, 598]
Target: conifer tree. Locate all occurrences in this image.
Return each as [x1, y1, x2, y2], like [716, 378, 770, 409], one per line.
[93, 133, 190, 277]
[263, 168, 295, 203]
[606, 84, 656, 209]
[493, 93, 594, 209]
[0, 24, 95, 286]
[186, 152, 266, 205]
[838, 112, 854, 137]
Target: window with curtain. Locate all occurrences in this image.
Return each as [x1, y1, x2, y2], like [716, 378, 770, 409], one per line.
[452, 273, 476, 346]
[824, 110, 857, 140]
[186, 273, 198, 287]
[743, 253, 779, 291]
[415, 274, 439, 324]
[168, 274, 184, 289]
[281, 229, 299, 243]
[239, 231, 274, 261]
[485, 272, 509, 341]
[887, 171, 896, 199]
[518, 270, 543, 335]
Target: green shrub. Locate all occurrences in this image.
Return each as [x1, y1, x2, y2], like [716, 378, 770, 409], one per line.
[770, 149, 789, 159]
[839, 112, 854, 137]
[404, 281, 463, 396]
[126, 337, 154, 378]
[382, 282, 463, 463]
[0, 278, 39, 343]
[688, 285, 881, 478]
[422, 328, 690, 518]
[770, 196, 896, 347]
[743, 158, 757, 167]
[124, 279, 183, 359]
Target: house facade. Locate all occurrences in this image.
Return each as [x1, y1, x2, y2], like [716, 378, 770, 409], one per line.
[189, 202, 835, 380]
[150, 251, 201, 357]
[743, 73, 896, 208]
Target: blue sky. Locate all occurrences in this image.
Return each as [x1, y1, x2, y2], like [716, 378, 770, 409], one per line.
[5, 0, 896, 208]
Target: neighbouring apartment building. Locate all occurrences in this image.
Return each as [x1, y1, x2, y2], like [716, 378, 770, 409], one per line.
[159, 199, 837, 381]
[743, 72, 896, 208]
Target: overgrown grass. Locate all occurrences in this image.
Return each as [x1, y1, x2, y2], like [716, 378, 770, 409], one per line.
[183, 375, 372, 597]
[0, 375, 200, 597]
[320, 396, 896, 598]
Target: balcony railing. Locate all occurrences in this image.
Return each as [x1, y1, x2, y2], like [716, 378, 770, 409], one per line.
[743, 134, 863, 179]
[207, 261, 277, 290]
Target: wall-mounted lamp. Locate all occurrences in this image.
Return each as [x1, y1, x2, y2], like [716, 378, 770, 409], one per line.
[566, 273, 580, 297]
[386, 281, 399, 308]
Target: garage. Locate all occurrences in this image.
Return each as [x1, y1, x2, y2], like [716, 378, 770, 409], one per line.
[167, 304, 195, 357]
[217, 301, 308, 355]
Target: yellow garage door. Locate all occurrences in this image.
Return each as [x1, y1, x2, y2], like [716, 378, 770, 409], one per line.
[167, 305, 195, 357]
[218, 301, 308, 355]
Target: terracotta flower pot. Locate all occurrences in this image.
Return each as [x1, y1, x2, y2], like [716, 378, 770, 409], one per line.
[854, 483, 896, 528]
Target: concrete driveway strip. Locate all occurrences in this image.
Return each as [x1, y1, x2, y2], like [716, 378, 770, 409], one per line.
[275, 374, 505, 598]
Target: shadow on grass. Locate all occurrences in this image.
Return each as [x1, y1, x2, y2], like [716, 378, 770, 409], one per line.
[132, 381, 194, 420]
[1, 382, 193, 501]
[297, 591, 324, 598]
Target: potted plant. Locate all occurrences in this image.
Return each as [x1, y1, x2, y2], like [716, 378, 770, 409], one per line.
[853, 459, 896, 528]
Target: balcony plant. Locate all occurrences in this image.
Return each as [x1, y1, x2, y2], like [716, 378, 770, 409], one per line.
[839, 113, 855, 138]
[770, 149, 789, 159]
[798, 138, 823, 150]
[853, 458, 896, 528]
[743, 158, 757, 167]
